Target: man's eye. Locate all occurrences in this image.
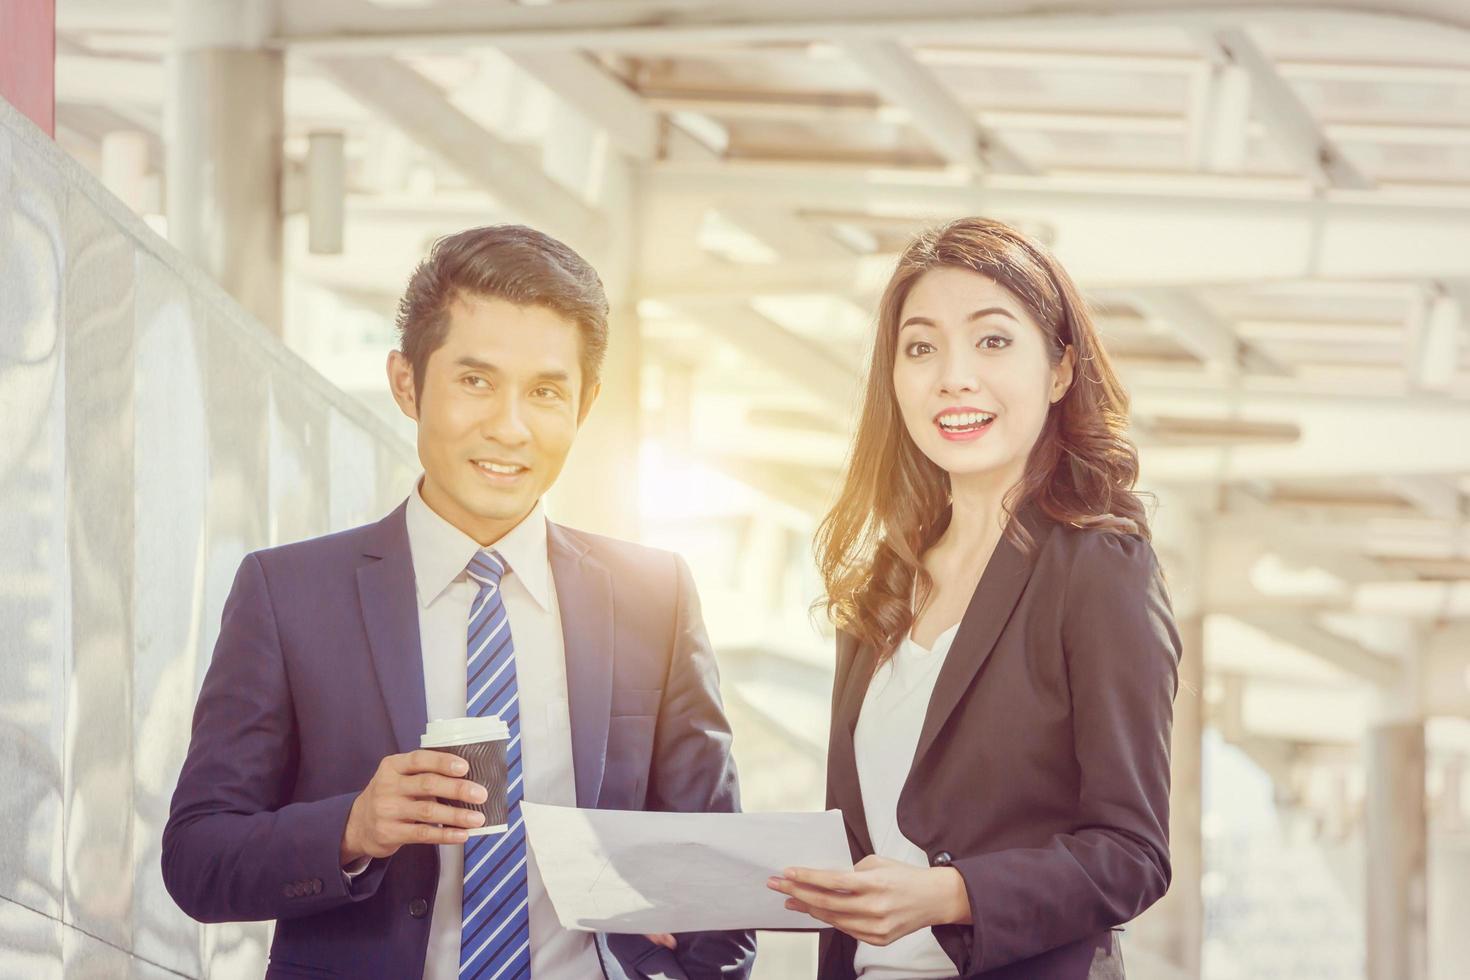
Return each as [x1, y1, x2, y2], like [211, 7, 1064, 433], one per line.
[464, 376, 489, 388]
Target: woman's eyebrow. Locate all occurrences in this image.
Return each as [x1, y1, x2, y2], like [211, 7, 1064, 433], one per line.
[968, 307, 1018, 322]
[900, 307, 1018, 330]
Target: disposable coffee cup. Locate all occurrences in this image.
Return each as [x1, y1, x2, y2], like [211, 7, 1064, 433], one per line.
[421, 717, 511, 836]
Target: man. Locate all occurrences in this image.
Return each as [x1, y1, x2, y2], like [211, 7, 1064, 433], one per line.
[163, 225, 755, 980]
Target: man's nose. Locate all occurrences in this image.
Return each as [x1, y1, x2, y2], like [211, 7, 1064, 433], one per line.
[480, 396, 532, 446]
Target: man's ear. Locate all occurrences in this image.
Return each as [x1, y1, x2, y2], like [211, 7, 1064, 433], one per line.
[1051, 345, 1077, 404]
[576, 381, 602, 426]
[387, 350, 420, 422]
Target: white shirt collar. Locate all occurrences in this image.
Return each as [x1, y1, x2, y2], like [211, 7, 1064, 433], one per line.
[404, 479, 552, 612]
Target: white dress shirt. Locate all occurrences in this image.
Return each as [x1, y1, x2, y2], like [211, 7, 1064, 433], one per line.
[405, 484, 602, 979]
[852, 623, 963, 979]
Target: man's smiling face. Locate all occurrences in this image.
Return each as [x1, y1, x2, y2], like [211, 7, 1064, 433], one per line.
[389, 293, 599, 544]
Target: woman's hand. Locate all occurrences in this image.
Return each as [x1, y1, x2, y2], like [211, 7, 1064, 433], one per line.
[767, 855, 971, 946]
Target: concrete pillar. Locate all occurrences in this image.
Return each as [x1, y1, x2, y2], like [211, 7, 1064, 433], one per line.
[1167, 611, 1205, 976]
[165, 0, 284, 333]
[101, 131, 151, 214]
[658, 359, 696, 455]
[305, 131, 346, 255]
[1442, 757, 1465, 832]
[562, 298, 641, 539]
[1123, 490, 1207, 977]
[1366, 721, 1428, 980]
[548, 155, 641, 538]
[1128, 610, 1204, 976]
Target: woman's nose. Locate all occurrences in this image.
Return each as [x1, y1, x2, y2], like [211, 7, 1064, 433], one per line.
[938, 352, 981, 396]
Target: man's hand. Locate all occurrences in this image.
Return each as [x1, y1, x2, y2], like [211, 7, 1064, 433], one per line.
[340, 750, 488, 866]
[767, 855, 971, 947]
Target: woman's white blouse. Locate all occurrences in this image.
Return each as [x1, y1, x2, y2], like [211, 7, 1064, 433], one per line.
[851, 622, 963, 979]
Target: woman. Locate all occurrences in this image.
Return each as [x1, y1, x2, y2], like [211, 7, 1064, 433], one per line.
[768, 218, 1181, 978]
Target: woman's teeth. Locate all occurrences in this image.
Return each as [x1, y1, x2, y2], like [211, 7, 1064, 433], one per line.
[937, 412, 996, 431]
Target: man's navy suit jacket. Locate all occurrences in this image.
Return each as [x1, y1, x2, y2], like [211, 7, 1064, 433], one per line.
[162, 502, 756, 979]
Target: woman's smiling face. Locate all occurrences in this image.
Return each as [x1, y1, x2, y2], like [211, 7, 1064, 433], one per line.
[891, 266, 1074, 492]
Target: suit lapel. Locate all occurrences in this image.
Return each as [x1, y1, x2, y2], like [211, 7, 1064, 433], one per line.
[548, 522, 614, 808]
[909, 507, 1053, 771]
[357, 502, 429, 755]
[827, 632, 877, 856]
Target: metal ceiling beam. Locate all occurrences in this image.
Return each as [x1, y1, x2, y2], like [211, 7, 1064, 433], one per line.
[273, 2, 1470, 54]
[1208, 510, 1469, 553]
[1382, 475, 1463, 521]
[1188, 56, 1252, 172]
[666, 303, 861, 414]
[1204, 494, 1415, 586]
[1426, 625, 1470, 713]
[53, 101, 163, 145]
[638, 254, 898, 302]
[1206, 27, 1373, 190]
[1136, 399, 1470, 484]
[716, 208, 859, 263]
[701, 386, 1470, 482]
[1405, 282, 1465, 392]
[56, 0, 172, 34]
[56, 4, 1470, 88]
[313, 55, 606, 247]
[1128, 287, 1289, 376]
[635, 95, 1470, 150]
[842, 39, 1034, 175]
[506, 49, 659, 161]
[317, 0, 660, 162]
[646, 166, 1470, 285]
[55, 53, 163, 105]
[706, 456, 837, 517]
[1233, 611, 1402, 687]
[464, 0, 658, 163]
[918, 44, 1470, 88]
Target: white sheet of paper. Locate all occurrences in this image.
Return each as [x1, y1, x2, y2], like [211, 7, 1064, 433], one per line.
[521, 802, 853, 933]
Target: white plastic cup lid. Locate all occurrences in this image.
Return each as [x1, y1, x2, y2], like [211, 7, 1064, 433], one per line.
[421, 716, 510, 747]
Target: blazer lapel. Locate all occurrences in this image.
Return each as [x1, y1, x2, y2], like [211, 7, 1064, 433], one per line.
[357, 502, 429, 755]
[909, 507, 1054, 771]
[547, 522, 614, 808]
[827, 632, 878, 856]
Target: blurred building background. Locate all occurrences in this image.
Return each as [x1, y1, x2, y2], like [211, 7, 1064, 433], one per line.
[3, 1, 1470, 978]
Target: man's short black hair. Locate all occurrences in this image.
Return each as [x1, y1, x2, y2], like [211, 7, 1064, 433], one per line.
[395, 225, 610, 398]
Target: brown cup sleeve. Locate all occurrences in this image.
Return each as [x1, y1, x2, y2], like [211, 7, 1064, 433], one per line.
[437, 739, 509, 827]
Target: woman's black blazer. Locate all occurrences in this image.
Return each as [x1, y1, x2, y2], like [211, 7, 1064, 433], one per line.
[819, 507, 1182, 979]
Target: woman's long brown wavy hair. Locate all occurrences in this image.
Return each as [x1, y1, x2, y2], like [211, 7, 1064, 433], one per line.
[814, 217, 1149, 658]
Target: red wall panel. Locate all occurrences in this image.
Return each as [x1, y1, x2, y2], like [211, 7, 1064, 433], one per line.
[0, 0, 56, 137]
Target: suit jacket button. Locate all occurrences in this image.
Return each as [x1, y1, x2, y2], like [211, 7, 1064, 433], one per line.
[409, 898, 429, 919]
[932, 851, 954, 867]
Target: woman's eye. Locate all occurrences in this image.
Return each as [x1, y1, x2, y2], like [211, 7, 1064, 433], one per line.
[978, 335, 1011, 350]
[905, 341, 935, 357]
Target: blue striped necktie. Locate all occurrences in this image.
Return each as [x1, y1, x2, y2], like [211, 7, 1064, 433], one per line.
[460, 550, 531, 980]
